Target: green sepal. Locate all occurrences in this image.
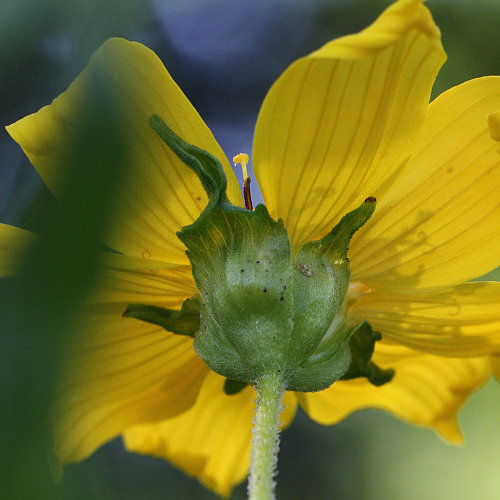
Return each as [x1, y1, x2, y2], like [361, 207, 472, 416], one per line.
[283, 199, 376, 391]
[309, 197, 376, 254]
[340, 321, 395, 386]
[149, 114, 243, 218]
[149, 117, 296, 383]
[287, 318, 353, 392]
[122, 297, 201, 337]
[223, 378, 248, 395]
[290, 199, 377, 363]
[180, 202, 295, 383]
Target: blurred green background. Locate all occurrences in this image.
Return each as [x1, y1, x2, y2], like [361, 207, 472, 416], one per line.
[1, 1, 499, 499]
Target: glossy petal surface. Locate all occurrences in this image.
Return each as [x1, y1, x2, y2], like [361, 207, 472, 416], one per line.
[298, 344, 490, 442]
[253, 0, 445, 248]
[6, 38, 242, 265]
[351, 77, 500, 291]
[124, 371, 297, 497]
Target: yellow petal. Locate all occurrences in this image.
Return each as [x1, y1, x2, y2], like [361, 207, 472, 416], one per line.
[0, 224, 205, 464]
[351, 282, 500, 357]
[53, 301, 208, 464]
[0, 223, 198, 304]
[253, 0, 445, 247]
[488, 108, 500, 143]
[298, 343, 491, 443]
[85, 252, 197, 306]
[50, 250, 205, 463]
[0, 223, 35, 276]
[124, 371, 298, 497]
[6, 38, 242, 265]
[351, 77, 500, 292]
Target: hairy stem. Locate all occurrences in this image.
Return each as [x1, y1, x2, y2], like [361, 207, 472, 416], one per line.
[248, 371, 286, 500]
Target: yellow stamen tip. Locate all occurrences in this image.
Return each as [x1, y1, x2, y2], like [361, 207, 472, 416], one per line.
[233, 152, 249, 180]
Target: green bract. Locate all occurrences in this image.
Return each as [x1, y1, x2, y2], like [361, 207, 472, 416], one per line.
[125, 114, 392, 392]
[123, 298, 200, 338]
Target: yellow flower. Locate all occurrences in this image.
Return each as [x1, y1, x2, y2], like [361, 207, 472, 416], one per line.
[3, 0, 500, 496]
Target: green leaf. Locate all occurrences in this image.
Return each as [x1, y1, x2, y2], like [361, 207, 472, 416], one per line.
[122, 297, 201, 337]
[340, 321, 394, 386]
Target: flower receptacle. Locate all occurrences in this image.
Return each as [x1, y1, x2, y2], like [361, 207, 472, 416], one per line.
[125, 115, 391, 393]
